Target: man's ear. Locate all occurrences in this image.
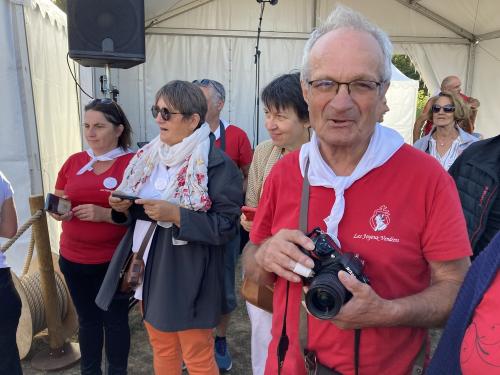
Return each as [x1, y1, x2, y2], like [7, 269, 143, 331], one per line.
[216, 99, 225, 113]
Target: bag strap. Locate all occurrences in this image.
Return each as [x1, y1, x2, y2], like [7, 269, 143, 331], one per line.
[219, 120, 226, 152]
[411, 338, 426, 375]
[135, 222, 157, 261]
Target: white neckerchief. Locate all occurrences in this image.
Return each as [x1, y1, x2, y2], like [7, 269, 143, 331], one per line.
[77, 147, 131, 175]
[299, 124, 404, 246]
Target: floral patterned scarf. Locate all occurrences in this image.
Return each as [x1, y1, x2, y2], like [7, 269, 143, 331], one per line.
[117, 123, 212, 211]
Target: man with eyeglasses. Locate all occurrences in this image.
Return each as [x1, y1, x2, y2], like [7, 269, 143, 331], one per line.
[193, 78, 253, 372]
[413, 75, 481, 142]
[243, 5, 471, 375]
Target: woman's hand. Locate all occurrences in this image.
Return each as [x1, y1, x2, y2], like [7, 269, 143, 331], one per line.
[72, 204, 110, 222]
[240, 213, 253, 232]
[109, 195, 133, 213]
[136, 199, 181, 226]
[49, 211, 73, 222]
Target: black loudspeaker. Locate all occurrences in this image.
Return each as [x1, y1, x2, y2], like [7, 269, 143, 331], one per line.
[67, 0, 145, 69]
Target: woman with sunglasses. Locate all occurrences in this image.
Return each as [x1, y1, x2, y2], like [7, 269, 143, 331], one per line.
[96, 81, 242, 375]
[413, 91, 478, 170]
[50, 98, 134, 374]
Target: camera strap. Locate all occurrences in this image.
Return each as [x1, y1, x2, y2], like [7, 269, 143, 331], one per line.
[278, 157, 363, 375]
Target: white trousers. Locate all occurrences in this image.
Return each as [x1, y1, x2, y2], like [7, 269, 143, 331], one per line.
[246, 301, 273, 375]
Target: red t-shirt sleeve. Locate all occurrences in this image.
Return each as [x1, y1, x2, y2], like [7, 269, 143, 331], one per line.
[55, 154, 78, 190]
[237, 130, 253, 168]
[421, 169, 472, 260]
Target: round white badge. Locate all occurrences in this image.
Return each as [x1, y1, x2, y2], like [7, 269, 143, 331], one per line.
[154, 178, 167, 191]
[103, 177, 118, 189]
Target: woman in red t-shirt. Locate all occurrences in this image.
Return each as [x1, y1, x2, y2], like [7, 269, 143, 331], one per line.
[49, 99, 134, 374]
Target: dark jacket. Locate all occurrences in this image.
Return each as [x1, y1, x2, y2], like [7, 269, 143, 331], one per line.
[96, 138, 243, 331]
[427, 231, 500, 375]
[448, 135, 500, 257]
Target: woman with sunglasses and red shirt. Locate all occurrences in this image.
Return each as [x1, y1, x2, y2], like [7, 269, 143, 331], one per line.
[413, 91, 479, 170]
[49, 98, 134, 375]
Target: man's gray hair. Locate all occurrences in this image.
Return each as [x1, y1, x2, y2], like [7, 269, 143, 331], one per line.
[301, 5, 393, 83]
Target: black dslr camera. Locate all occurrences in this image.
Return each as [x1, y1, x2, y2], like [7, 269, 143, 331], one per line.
[300, 227, 369, 320]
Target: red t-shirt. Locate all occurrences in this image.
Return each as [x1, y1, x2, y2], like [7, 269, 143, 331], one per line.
[55, 151, 134, 264]
[250, 145, 472, 375]
[215, 124, 253, 168]
[461, 271, 500, 374]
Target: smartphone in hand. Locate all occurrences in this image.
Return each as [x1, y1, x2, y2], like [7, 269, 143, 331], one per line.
[111, 191, 139, 201]
[241, 206, 257, 221]
[45, 193, 71, 215]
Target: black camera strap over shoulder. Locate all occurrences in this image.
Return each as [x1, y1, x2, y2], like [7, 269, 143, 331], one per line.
[278, 158, 361, 375]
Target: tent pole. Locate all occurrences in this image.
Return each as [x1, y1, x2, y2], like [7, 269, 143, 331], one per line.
[11, 1, 43, 195]
[465, 41, 477, 96]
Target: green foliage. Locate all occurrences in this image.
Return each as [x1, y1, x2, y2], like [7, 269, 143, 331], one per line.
[391, 55, 428, 95]
[416, 90, 430, 119]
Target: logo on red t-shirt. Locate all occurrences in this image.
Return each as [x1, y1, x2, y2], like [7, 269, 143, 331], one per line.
[370, 205, 390, 232]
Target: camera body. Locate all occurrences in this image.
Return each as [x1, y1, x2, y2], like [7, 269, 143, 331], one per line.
[300, 227, 369, 320]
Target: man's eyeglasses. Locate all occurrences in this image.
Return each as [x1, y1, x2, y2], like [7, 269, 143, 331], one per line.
[431, 104, 455, 113]
[151, 105, 185, 121]
[307, 79, 382, 98]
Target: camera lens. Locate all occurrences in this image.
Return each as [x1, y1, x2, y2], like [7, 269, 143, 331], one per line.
[305, 273, 347, 319]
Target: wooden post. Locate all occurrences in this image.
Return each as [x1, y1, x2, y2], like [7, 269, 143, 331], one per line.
[28, 195, 65, 349]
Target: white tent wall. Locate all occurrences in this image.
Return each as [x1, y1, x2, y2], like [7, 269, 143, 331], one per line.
[24, 0, 83, 255]
[0, 0, 34, 272]
[0, 0, 83, 272]
[116, 0, 418, 147]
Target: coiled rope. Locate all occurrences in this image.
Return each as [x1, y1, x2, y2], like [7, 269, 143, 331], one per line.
[19, 271, 68, 334]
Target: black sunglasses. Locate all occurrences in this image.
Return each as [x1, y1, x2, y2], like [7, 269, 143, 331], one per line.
[431, 104, 455, 113]
[192, 79, 225, 100]
[87, 98, 123, 123]
[151, 105, 185, 121]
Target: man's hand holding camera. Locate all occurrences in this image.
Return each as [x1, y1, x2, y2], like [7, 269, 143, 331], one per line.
[254, 229, 315, 284]
[328, 271, 395, 329]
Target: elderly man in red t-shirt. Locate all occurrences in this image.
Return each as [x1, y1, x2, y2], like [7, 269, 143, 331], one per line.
[194, 78, 253, 372]
[243, 5, 471, 375]
[413, 75, 480, 142]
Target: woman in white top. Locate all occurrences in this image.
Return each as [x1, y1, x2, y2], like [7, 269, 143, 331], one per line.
[0, 171, 21, 374]
[413, 91, 479, 170]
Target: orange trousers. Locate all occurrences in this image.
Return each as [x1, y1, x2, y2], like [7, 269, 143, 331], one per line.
[144, 321, 218, 375]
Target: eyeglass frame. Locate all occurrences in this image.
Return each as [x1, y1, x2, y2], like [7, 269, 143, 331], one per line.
[151, 105, 187, 121]
[192, 79, 226, 102]
[306, 79, 384, 98]
[431, 104, 455, 113]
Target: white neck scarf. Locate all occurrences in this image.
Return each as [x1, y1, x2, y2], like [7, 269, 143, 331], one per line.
[117, 123, 212, 211]
[299, 124, 404, 246]
[77, 147, 131, 175]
